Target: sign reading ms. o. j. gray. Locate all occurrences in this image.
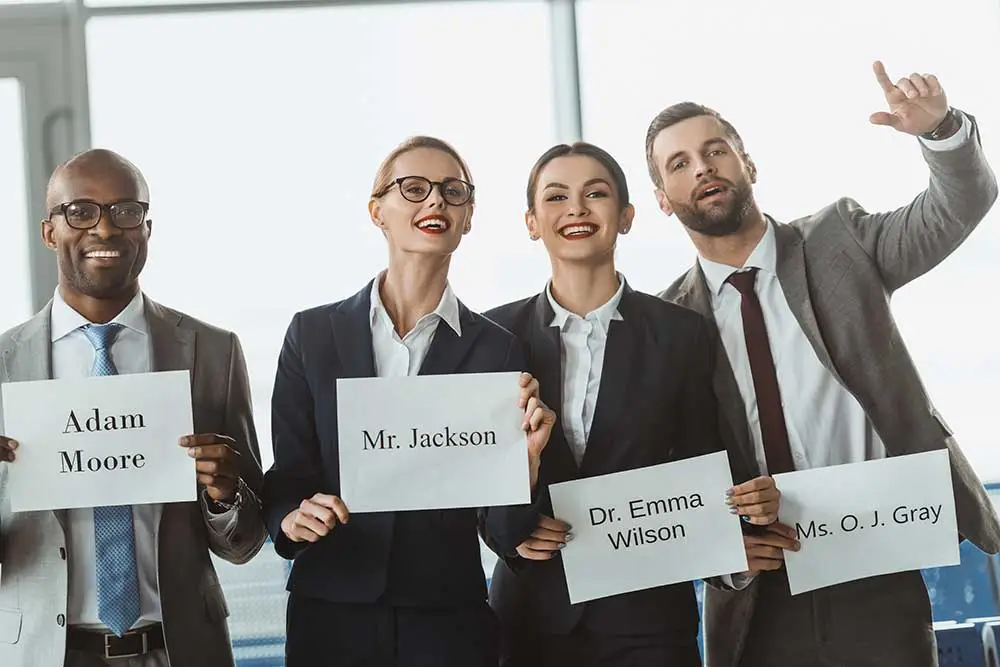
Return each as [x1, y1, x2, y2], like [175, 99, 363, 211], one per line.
[1, 371, 196, 512]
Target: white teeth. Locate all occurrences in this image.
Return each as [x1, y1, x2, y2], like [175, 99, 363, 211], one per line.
[86, 250, 120, 258]
[417, 219, 447, 230]
[560, 224, 597, 237]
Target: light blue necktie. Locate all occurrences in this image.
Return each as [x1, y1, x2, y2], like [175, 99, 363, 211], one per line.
[81, 323, 141, 637]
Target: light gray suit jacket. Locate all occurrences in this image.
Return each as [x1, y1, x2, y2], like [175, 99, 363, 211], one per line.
[661, 113, 1000, 667]
[0, 296, 267, 667]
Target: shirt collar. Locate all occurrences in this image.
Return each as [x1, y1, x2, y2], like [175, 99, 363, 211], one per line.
[369, 272, 462, 337]
[51, 289, 148, 343]
[698, 218, 778, 296]
[546, 272, 626, 332]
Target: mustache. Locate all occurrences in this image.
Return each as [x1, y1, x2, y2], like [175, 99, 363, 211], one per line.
[692, 177, 736, 200]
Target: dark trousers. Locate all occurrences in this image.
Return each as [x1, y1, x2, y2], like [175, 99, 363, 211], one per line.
[285, 595, 499, 667]
[738, 569, 937, 667]
[500, 622, 701, 667]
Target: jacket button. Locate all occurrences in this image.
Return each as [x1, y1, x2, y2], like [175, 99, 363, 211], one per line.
[59, 547, 67, 560]
[57, 614, 65, 627]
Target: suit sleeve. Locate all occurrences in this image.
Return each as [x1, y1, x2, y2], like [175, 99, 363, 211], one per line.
[262, 313, 326, 559]
[838, 111, 997, 292]
[478, 336, 546, 566]
[200, 332, 268, 564]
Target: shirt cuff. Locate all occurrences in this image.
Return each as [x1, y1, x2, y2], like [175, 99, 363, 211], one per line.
[722, 571, 756, 591]
[201, 489, 240, 532]
[919, 110, 972, 151]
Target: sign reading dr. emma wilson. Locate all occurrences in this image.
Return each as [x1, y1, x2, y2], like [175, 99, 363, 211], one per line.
[336, 372, 530, 513]
[1, 370, 196, 512]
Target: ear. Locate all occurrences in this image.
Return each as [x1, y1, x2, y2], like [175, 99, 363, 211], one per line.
[525, 210, 540, 241]
[41, 220, 56, 250]
[368, 198, 385, 230]
[462, 203, 474, 235]
[146, 219, 153, 239]
[654, 189, 674, 217]
[619, 204, 636, 234]
[744, 154, 758, 184]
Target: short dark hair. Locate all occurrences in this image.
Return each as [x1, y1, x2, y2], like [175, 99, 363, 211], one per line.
[526, 141, 630, 212]
[645, 102, 745, 188]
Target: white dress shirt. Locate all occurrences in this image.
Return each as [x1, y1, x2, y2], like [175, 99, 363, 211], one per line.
[546, 275, 625, 465]
[699, 119, 972, 475]
[369, 273, 462, 378]
[50, 290, 163, 629]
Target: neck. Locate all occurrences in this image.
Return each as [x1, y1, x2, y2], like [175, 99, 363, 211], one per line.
[688, 203, 768, 268]
[549, 257, 620, 317]
[59, 283, 138, 324]
[381, 252, 451, 337]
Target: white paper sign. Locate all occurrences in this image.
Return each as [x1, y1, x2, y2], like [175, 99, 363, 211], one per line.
[548, 451, 748, 604]
[1, 371, 196, 512]
[775, 450, 959, 595]
[336, 372, 530, 513]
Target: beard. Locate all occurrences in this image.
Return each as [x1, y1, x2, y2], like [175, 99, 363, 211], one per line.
[59, 249, 145, 300]
[672, 179, 755, 238]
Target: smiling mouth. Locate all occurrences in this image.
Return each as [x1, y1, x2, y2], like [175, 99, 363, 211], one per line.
[415, 218, 450, 234]
[84, 249, 123, 260]
[558, 223, 598, 239]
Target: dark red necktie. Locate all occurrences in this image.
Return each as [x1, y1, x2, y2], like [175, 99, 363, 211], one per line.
[726, 268, 795, 474]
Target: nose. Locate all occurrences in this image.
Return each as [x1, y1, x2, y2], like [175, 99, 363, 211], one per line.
[694, 159, 716, 181]
[567, 193, 590, 217]
[425, 183, 447, 209]
[89, 212, 122, 240]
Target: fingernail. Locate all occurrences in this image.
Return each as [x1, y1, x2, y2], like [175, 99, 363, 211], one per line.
[564, 533, 574, 541]
[558, 543, 566, 549]
[729, 507, 739, 515]
[725, 488, 735, 497]
[794, 541, 802, 551]
[725, 497, 735, 506]
[741, 515, 751, 523]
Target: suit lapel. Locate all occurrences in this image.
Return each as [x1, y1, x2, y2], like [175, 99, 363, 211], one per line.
[144, 298, 195, 375]
[330, 283, 376, 378]
[674, 266, 758, 477]
[418, 302, 483, 375]
[772, 222, 841, 380]
[1, 303, 53, 383]
[528, 294, 577, 476]
[579, 288, 639, 475]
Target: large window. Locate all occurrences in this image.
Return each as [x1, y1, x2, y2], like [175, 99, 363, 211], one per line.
[88, 0, 557, 472]
[0, 77, 32, 334]
[577, 0, 1000, 481]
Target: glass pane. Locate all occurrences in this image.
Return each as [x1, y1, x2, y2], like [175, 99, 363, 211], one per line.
[578, 0, 1000, 480]
[88, 1, 556, 656]
[0, 78, 32, 334]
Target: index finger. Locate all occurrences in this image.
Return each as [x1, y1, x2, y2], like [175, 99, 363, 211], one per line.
[311, 493, 350, 523]
[766, 521, 798, 540]
[187, 443, 240, 460]
[519, 372, 534, 388]
[728, 476, 774, 496]
[873, 60, 896, 93]
[179, 433, 235, 448]
[747, 531, 799, 551]
[537, 514, 572, 532]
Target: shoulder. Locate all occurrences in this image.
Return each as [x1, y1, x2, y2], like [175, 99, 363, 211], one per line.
[482, 295, 540, 337]
[625, 289, 705, 334]
[657, 269, 698, 303]
[786, 197, 867, 238]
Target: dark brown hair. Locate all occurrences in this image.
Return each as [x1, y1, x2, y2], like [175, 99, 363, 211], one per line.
[526, 142, 630, 212]
[645, 102, 745, 188]
[371, 136, 474, 201]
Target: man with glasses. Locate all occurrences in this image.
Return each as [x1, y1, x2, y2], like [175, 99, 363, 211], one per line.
[0, 148, 267, 667]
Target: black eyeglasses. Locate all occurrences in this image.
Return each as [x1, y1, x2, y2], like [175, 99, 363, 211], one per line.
[376, 176, 475, 206]
[47, 199, 149, 230]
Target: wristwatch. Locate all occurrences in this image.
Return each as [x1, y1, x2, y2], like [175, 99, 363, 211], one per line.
[207, 482, 244, 512]
[921, 107, 961, 141]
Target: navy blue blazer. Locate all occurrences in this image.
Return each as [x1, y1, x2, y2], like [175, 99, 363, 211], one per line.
[262, 280, 525, 607]
[482, 283, 726, 638]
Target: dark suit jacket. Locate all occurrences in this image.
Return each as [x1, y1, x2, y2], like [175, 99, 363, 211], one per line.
[661, 112, 1000, 667]
[261, 280, 526, 608]
[481, 282, 726, 639]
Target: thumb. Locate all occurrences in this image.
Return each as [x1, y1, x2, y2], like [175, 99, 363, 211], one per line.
[869, 111, 901, 129]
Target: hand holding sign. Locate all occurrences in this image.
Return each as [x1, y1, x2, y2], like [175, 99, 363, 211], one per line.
[281, 493, 351, 544]
[0, 436, 17, 462]
[743, 522, 800, 574]
[726, 475, 781, 525]
[517, 371, 556, 490]
[179, 434, 242, 502]
[516, 514, 573, 561]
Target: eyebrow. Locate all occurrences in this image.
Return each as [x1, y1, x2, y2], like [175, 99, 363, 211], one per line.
[542, 177, 612, 191]
[664, 138, 731, 168]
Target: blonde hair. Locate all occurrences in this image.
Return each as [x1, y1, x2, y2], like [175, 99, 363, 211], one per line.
[370, 136, 475, 201]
